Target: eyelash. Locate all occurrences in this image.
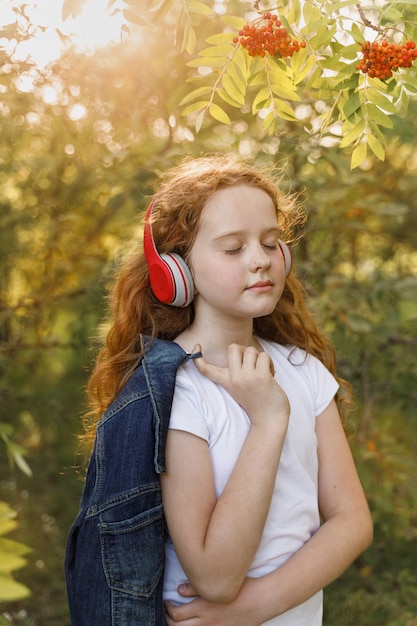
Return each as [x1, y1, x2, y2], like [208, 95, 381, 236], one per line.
[225, 243, 278, 255]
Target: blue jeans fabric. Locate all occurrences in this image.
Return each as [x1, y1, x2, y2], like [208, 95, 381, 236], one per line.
[65, 337, 190, 625]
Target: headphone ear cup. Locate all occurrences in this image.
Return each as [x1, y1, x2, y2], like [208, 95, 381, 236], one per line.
[159, 253, 194, 307]
[278, 240, 292, 277]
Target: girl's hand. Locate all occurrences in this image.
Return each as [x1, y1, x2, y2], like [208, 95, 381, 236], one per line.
[193, 343, 290, 428]
[165, 581, 264, 626]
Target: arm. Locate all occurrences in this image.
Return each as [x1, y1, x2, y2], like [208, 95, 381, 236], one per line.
[165, 399, 373, 625]
[160, 344, 290, 603]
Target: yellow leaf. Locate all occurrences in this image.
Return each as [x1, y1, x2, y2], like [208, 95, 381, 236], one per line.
[186, 0, 213, 16]
[198, 45, 234, 57]
[351, 143, 367, 169]
[217, 88, 243, 108]
[0, 574, 31, 602]
[182, 22, 197, 55]
[209, 103, 231, 124]
[221, 15, 246, 30]
[222, 74, 245, 106]
[181, 100, 209, 116]
[251, 87, 271, 114]
[339, 119, 365, 148]
[179, 87, 212, 107]
[367, 134, 385, 161]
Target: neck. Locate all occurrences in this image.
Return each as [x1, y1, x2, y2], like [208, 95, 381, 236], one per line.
[176, 316, 258, 367]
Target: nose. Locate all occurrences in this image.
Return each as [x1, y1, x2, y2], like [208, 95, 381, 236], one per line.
[250, 245, 272, 271]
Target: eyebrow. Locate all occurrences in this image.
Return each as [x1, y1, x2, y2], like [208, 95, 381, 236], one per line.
[213, 226, 280, 241]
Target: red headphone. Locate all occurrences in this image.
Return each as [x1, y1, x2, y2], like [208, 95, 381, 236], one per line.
[143, 198, 195, 307]
[143, 197, 292, 307]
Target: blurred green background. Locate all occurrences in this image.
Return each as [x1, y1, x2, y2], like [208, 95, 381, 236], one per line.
[1, 9, 417, 626]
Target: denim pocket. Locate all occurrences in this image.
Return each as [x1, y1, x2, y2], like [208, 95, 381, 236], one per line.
[99, 503, 165, 598]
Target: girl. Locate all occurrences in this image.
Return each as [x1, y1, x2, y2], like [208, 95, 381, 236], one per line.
[65, 155, 372, 626]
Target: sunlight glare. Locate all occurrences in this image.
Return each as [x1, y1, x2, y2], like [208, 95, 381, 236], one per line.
[2, 0, 126, 67]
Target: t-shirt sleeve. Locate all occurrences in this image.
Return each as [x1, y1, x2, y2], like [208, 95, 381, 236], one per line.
[169, 366, 210, 441]
[308, 354, 339, 416]
[289, 347, 339, 416]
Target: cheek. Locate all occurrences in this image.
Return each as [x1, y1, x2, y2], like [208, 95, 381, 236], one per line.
[192, 258, 241, 293]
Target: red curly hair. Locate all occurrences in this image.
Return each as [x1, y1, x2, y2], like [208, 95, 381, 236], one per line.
[82, 155, 352, 446]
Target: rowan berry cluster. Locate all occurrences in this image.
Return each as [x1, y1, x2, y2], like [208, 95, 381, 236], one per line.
[233, 12, 306, 58]
[356, 39, 417, 80]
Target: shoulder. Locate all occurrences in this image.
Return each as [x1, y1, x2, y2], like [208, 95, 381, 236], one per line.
[258, 339, 339, 412]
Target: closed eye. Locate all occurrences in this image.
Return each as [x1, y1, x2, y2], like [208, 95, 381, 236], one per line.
[262, 243, 278, 250]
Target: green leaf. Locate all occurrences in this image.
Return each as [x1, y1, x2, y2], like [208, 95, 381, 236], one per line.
[187, 56, 227, 68]
[270, 82, 300, 101]
[0, 574, 31, 602]
[195, 109, 206, 133]
[292, 53, 316, 85]
[273, 98, 297, 121]
[351, 142, 367, 169]
[339, 119, 365, 148]
[366, 89, 396, 113]
[287, 0, 302, 25]
[186, 0, 213, 16]
[309, 22, 337, 49]
[350, 22, 365, 44]
[221, 15, 246, 30]
[0, 550, 27, 574]
[0, 537, 31, 557]
[13, 452, 32, 477]
[0, 502, 18, 536]
[382, 5, 404, 23]
[366, 104, 393, 129]
[367, 134, 385, 161]
[181, 100, 209, 116]
[0, 423, 13, 437]
[228, 54, 248, 90]
[206, 33, 236, 46]
[303, 2, 323, 26]
[182, 21, 197, 54]
[179, 86, 212, 106]
[343, 92, 361, 118]
[222, 73, 245, 106]
[251, 87, 272, 114]
[217, 88, 243, 108]
[261, 110, 278, 134]
[209, 103, 231, 124]
[198, 45, 234, 57]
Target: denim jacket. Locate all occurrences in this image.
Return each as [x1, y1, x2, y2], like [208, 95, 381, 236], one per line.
[65, 337, 192, 625]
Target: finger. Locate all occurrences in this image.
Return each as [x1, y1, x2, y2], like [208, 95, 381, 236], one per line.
[240, 345, 261, 371]
[255, 350, 275, 376]
[165, 600, 199, 624]
[178, 582, 199, 597]
[192, 347, 228, 386]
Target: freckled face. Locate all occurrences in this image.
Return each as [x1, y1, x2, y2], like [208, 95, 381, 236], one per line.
[189, 185, 287, 324]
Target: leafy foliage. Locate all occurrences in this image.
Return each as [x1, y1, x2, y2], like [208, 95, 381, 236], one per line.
[0, 502, 31, 604]
[104, 0, 417, 168]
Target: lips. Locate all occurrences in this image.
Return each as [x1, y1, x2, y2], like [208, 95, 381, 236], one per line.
[247, 280, 273, 291]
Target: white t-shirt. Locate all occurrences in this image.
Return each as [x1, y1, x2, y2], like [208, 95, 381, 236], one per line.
[163, 339, 339, 625]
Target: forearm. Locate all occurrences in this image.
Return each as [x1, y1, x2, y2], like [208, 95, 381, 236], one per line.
[167, 509, 373, 626]
[235, 508, 373, 621]
[183, 423, 287, 602]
